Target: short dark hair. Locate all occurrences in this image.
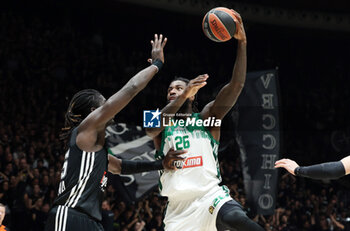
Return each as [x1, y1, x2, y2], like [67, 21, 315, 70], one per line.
[172, 76, 190, 84]
[60, 89, 104, 141]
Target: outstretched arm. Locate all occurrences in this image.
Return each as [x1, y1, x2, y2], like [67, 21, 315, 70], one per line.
[201, 10, 247, 121]
[108, 149, 186, 174]
[274, 155, 350, 180]
[77, 34, 167, 151]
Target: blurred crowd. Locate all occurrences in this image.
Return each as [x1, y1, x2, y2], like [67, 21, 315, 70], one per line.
[1, 5, 350, 231]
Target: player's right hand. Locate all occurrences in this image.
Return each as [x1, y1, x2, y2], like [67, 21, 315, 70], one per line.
[182, 74, 209, 98]
[162, 148, 187, 170]
[274, 158, 299, 175]
[148, 34, 167, 64]
[230, 10, 246, 43]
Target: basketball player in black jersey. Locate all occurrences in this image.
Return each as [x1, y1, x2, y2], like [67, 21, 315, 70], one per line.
[44, 34, 186, 231]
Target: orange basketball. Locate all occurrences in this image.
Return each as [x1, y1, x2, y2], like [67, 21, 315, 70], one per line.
[202, 7, 237, 42]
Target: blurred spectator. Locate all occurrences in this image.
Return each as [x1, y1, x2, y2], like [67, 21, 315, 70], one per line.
[101, 200, 114, 231]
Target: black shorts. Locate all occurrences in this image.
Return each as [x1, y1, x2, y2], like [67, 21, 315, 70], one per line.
[45, 205, 104, 231]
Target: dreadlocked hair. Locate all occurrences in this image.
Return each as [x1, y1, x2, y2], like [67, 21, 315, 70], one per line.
[60, 89, 104, 142]
[172, 77, 199, 113]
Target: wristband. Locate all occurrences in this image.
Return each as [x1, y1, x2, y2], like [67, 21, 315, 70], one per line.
[152, 59, 163, 72]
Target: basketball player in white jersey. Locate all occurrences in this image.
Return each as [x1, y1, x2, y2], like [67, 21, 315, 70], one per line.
[146, 11, 264, 231]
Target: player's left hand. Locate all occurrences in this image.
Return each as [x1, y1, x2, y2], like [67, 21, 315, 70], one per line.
[148, 34, 167, 64]
[162, 148, 187, 170]
[182, 74, 209, 99]
[274, 158, 299, 175]
[230, 10, 246, 43]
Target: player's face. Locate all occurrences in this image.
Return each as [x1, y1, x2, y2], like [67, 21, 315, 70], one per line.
[167, 80, 187, 102]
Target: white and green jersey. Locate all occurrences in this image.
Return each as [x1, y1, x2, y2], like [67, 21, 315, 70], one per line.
[156, 113, 222, 201]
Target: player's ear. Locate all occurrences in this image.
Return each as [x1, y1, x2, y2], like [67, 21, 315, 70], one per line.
[189, 95, 195, 101]
[90, 107, 96, 112]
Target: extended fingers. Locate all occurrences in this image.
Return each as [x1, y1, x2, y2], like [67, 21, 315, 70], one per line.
[191, 80, 208, 87]
[191, 74, 209, 84]
[274, 163, 286, 168]
[161, 37, 167, 48]
[274, 159, 289, 168]
[275, 158, 289, 164]
[150, 34, 158, 49]
[195, 74, 209, 80]
[158, 34, 163, 48]
[154, 34, 159, 45]
[154, 34, 163, 48]
[152, 34, 167, 49]
[230, 9, 242, 23]
[192, 82, 207, 88]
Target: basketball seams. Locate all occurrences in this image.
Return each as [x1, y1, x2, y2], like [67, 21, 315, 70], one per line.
[213, 9, 237, 38]
[212, 12, 232, 40]
[214, 7, 236, 18]
[202, 13, 221, 42]
[202, 7, 238, 42]
[208, 13, 231, 41]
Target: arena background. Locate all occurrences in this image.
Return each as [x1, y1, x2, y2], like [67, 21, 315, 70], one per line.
[1, 0, 350, 230]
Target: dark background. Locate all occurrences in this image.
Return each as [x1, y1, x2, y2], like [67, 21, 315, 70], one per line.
[5, 0, 347, 163]
[1, 0, 350, 230]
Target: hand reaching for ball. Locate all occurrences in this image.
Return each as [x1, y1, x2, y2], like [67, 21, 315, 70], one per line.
[202, 7, 246, 43]
[230, 10, 247, 43]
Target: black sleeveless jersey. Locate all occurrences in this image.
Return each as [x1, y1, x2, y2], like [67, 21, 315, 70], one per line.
[54, 128, 108, 221]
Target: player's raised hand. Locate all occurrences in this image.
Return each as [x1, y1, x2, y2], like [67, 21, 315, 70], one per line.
[148, 34, 167, 64]
[274, 158, 299, 175]
[182, 74, 209, 98]
[162, 148, 187, 170]
[230, 10, 246, 42]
